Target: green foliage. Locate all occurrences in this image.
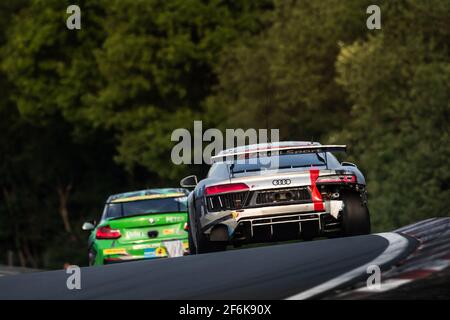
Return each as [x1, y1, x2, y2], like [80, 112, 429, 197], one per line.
[1, 0, 106, 135]
[84, 0, 272, 176]
[0, 0, 135, 268]
[206, 0, 374, 139]
[333, 0, 450, 230]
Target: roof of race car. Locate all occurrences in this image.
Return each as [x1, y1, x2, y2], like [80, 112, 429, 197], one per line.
[107, 188, 189, 203]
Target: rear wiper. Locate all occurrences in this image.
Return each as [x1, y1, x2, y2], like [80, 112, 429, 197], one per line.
[316, 153, 326, 163]
[226, 163, 236, 180]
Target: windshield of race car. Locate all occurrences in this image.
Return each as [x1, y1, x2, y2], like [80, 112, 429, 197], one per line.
[105, 197, 187, 219]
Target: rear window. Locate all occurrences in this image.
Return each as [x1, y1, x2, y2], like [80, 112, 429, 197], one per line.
[105, 197, 187, 219]
[209, 152, 340, 176]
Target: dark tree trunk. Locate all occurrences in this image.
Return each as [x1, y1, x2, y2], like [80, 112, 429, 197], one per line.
[57, 184, 72, 233]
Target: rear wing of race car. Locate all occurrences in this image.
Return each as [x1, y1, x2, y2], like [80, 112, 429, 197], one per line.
[211, 144, 347, 163]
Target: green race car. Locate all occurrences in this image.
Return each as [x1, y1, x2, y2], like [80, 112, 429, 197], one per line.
[82, 188, 190, 265]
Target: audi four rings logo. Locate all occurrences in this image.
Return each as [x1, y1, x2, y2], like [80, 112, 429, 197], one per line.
[272, 179, 291, 186]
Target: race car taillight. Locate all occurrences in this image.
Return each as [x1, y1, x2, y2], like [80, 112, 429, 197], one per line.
[316, 174, 357, 184]
[96, 225, 121, 239]
[205, 183, 249, 195]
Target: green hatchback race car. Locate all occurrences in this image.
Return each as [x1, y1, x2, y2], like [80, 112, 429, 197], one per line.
[82, 188, 190, 265]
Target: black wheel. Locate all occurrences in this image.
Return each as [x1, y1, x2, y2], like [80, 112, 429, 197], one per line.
[187, 219, 197, 255]
[341, 191, 371, 236]
[88, 249, 96, 266]
[196, 233, 227, 253]
[190, 213, 226, 254]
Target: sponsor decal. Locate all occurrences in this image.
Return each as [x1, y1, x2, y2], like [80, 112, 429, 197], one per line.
[163, 228, 175, 235]
[144, 248, 157, 258]
[155, 247, 166, 257]
[133, 243, 160, 250]
[127, 230, 146, 238]
[103, 248, 127, 255]
[144, 247, 166, 258]
[166, 216, 184, 223]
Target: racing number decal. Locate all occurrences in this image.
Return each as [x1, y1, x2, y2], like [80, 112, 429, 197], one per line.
[309, 169, 325, 211]
[156, 247, 166, 257]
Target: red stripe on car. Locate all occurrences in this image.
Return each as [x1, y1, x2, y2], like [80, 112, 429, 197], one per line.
[309, 169, 325, 211]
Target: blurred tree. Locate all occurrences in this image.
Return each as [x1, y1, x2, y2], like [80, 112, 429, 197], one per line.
[0, 0, 33, 267]
[2, 0, 273, 181]
[84, 0, 273, 179]
[333, 0, 450, 230]
[1, 0, 106, 134]
[206, 0, 373, 140]
[0, 0, 133, 268]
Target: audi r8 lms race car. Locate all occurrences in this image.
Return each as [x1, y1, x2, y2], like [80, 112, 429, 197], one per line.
[181, 141, 370, 253]
[82, 188, 190, 265]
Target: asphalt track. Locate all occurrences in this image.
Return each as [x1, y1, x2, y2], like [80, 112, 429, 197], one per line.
[0, 233, 417, 299]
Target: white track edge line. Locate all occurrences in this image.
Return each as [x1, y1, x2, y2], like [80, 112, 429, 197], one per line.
[353, 278, 413, 293]
[285, 232, 410, 300]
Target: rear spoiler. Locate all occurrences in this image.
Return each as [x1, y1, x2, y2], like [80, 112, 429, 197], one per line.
[211, 145, 347, 162]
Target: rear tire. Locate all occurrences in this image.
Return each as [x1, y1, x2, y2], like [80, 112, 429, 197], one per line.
[341, 191, 371, 236]
[187, 219, 197, 255]
[191, 219, 227, 254]
[197, 234, 227, 253]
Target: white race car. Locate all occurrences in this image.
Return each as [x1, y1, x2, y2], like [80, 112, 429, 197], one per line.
[181, 141, 370, 254]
